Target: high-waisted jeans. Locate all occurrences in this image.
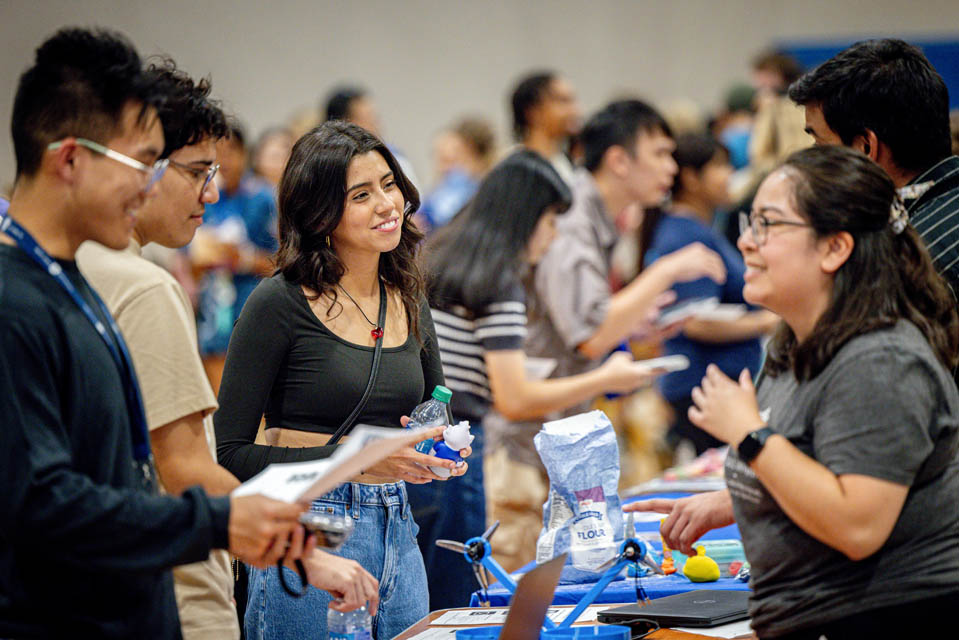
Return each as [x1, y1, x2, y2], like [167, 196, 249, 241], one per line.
[245, 481, 428, 640]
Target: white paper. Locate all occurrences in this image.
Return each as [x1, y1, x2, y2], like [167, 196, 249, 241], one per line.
[694, 304, 748, 322]
[431, 605, 619, 627]
[408, 627, 469, 640]
[232, 424, 432, 504]
[673, 618, 753, 638]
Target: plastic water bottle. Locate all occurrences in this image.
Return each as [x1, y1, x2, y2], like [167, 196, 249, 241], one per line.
[327, 604, 372, 640]
[406, 385, 453, 454]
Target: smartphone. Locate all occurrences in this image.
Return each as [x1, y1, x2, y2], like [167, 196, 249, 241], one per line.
[634, 355, 691, 373]
[655, 297, 719, 327]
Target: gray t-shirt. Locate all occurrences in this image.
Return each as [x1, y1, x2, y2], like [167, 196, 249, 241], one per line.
[725, 321, 959, 637]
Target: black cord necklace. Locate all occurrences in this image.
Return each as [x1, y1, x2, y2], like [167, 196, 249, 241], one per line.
[338, 282, 384, 340]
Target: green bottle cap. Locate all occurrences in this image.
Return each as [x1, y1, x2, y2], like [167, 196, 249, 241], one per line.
[431, 385, 452, 403]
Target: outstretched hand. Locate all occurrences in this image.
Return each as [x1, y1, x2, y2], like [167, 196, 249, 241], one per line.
[624, 490, 735, 555]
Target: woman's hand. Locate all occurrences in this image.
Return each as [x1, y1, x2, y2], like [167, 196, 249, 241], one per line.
[624, 490, 735, 555]
[689, 365, 765, 446]
[302, 549, 380, 615]
[362, 423, 471, 483]
[597, 351, 656, 394]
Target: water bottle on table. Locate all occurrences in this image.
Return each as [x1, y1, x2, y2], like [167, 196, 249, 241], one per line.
[327, 604, 372, 640]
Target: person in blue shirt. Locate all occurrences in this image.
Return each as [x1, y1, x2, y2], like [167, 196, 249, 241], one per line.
[189, 124, 278, 389]
[640, 133, 778, 455]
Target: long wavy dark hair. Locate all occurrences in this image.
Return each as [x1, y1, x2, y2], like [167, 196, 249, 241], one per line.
[425, 150, 571, 314]
[274, 121, 424, 336]
[764, 145, 958, 380]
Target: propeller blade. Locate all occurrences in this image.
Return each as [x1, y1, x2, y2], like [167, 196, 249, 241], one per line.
[472, 563, 490, 591]
[594, 552, 619, 573]
[481, 521, 500, 541]
[625, 512, 636, 539]
[436, 540, 467, 554]
[640, 549, 665, 575]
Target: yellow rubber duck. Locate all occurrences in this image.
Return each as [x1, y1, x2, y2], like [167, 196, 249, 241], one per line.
[683, 545, 720, 582]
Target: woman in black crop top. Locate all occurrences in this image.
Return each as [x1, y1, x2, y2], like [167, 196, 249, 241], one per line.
[214, 122, 467, 640]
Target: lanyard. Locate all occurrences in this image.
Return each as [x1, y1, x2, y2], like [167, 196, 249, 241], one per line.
[0, 212, 156, 486]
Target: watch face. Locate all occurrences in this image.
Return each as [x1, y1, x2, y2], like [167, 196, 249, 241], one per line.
[738, 427, 770, 463]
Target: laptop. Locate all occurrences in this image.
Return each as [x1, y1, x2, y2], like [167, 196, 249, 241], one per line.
[498, 554, 566, 640]
[597, 590, 750, 629]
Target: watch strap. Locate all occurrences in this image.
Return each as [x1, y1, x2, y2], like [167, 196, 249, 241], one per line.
[738, 426, 774, 464]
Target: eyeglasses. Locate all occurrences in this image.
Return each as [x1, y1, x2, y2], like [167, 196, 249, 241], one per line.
[48, 138, 169, 192]
[739, 210, 812, 246]
[170, 160, 220, 201]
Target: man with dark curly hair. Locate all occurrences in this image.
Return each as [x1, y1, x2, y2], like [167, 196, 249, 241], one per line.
[77, 61, 379, 640]
[0, 27, 312, 640]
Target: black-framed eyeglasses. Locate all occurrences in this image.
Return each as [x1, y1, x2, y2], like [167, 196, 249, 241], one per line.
[169, 160, 219, 201]
[738, 210, 812, 246]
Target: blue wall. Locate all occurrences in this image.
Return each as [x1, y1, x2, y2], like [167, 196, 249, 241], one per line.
[780, 38, 959, 110]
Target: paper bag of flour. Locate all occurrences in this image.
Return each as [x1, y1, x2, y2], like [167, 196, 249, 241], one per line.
[534, 410, 623, 579]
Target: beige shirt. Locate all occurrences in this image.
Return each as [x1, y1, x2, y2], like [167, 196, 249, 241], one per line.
[77, 239, 239, 640]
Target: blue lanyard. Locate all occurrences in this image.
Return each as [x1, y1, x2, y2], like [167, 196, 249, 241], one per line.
[0, 211, 156, 484]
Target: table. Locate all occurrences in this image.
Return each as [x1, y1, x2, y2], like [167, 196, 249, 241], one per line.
[469, 493, 749, 608]
[393, 606, 754, 640]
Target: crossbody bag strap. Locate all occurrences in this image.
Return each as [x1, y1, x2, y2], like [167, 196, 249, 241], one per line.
[326, 282, 387, 445]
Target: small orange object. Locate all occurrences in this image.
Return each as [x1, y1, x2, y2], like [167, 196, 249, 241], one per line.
[661, 538, 677, 575]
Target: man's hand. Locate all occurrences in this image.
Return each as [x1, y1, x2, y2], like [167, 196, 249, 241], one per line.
[228, 495, 306, 568]
[624, 490, 735, 555]
[302, 549, 381, 614]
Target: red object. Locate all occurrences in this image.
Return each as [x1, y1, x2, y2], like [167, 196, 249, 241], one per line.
[371, 327, 384, 340]
[728, 561, 743, 576]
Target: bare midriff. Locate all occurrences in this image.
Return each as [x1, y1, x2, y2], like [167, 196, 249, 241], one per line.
[265, 427, 402, 484]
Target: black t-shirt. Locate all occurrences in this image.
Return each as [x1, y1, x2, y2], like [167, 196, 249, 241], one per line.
[0, 245, 230, 639]
[215, 274, 445, 481]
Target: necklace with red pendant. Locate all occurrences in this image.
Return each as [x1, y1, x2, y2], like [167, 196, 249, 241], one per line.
[338, 283, 383, 340]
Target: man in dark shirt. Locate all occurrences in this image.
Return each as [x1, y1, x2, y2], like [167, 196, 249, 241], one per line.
[0, 27, 308, 639]
[789, 39, 959, 317]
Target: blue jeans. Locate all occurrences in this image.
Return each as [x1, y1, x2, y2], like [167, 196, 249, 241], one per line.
[245, 482, 428, 640]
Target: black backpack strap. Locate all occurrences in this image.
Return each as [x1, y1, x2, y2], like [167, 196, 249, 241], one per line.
[327, 283, 387, 445]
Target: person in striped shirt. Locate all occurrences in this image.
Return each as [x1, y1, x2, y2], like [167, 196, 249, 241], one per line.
[407, 150, 654, 609]
[789, 39, 959, 386]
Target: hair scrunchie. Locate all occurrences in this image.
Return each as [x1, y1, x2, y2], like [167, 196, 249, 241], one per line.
[889, 197, 909, 235]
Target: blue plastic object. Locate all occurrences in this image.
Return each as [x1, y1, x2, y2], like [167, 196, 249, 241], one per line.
[542, 625, 630, 640]
[455, 626, 503, 640]
[440, 522, 660, 631]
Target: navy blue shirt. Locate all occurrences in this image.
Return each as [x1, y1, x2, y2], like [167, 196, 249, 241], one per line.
[644, 213, 762, 402]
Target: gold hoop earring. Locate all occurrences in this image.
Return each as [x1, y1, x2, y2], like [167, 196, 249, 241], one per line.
[325, 236, 331, 248]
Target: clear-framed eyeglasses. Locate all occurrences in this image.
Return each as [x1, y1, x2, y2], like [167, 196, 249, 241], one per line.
[48, 138, 169, 193]
[738, 210, 813, 246]
[169, 160, 220, 201]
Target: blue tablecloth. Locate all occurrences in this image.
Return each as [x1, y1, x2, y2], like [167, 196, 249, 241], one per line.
[469, 492, 750, 607]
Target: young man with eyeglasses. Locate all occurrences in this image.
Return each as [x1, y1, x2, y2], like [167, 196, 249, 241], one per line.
[0, 28, 314, 639]
[76, 61, 379, 640]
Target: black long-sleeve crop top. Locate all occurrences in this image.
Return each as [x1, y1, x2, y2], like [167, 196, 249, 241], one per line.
[214, 274, 445, 481]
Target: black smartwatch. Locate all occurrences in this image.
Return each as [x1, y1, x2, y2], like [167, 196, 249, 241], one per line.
[737, 426, 774, 464]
